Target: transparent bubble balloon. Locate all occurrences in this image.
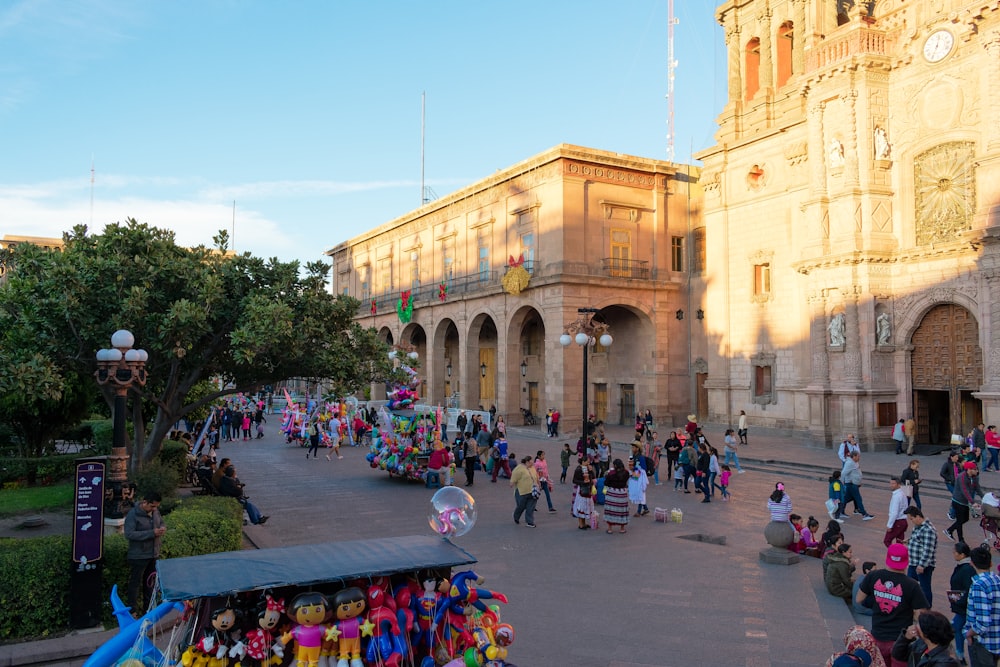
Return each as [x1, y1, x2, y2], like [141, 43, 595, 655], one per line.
[428, 486, 477, 538]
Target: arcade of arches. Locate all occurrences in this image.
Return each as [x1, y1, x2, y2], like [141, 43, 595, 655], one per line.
[372, 303, 670, 431]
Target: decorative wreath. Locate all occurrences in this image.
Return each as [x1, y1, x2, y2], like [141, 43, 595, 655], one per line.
[396, 290, 413, 323]
[501, 254, 530, 295]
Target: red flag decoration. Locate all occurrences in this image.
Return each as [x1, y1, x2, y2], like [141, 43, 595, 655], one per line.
[370, 299, 377, 315]
[438, 283, 447, 301]
[507, 253, 525, 268]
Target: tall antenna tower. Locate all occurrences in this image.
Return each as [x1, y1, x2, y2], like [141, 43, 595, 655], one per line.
[666, 0, 679, 163]
[421, 92, 437, 204]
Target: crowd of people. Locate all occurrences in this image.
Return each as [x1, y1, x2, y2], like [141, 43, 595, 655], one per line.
[817, 431, 1000, 667]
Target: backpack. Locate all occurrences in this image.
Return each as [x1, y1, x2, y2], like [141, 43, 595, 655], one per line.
[643, 455, 655, 476]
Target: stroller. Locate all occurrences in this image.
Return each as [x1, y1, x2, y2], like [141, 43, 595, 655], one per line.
[979, 494, 1000, 551]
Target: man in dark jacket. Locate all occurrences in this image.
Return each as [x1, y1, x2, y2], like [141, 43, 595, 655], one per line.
[218, 465, 269, 525]
[123, 492, 166, 613]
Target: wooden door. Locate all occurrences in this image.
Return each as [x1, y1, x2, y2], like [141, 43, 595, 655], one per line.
[911, 304, 982, 440]
[619, 385, 635, 425]
[593, 384, 608, 424]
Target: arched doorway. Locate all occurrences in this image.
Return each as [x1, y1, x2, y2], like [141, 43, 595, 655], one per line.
[433, 319, 460, 407]
[507, 306, 545, 423]
[910, 303, 983, 444]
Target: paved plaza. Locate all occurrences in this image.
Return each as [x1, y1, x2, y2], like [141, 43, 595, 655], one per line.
[3, 421, 989, 667]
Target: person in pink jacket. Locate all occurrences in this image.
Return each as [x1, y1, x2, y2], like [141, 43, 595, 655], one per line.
[534, 451, 556, 513]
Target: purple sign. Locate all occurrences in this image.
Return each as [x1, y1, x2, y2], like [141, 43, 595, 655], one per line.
[72, 461, 106, 564]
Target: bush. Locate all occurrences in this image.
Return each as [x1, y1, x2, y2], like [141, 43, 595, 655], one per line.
[83, 419, 114, 455]
[131, 459, 179, 499]
[161, 496, 243, 558]
[0, 495, 244, 640]
[0, 453, 80, 486]
[0, 536, 72, 640]
[159, 440, 190, 487]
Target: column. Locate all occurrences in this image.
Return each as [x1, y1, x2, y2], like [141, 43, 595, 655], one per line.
[726, 24, 743, 103]
[809, 292, 829, 384]
[843, 292, 863, 387]
[843, 89, 860, 188]
[792, 0, 806, 75]
[984, 33, 1000, 150]
[757, 8, 774, 93]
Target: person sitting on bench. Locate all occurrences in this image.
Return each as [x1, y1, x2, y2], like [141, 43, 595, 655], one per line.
[217, 464, 269, 525]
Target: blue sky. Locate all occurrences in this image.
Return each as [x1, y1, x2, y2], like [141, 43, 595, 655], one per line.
[0, 0, 725, 265]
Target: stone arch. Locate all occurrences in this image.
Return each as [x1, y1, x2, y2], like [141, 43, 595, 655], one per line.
[506, 305, 546, 422]
[433, 318, 461, 407]
[582, 303, 656, 426]
[377, 326, 394, 346]
[399, 323, 428, 401]
[904, 298, 983, 444]
[467, 311, 500, 411]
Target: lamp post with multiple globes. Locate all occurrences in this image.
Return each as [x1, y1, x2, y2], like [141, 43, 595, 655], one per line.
[559, 308, 612, 441]
[94, 329, 148, 519]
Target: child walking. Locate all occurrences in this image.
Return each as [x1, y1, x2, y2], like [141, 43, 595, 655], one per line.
[673, 464, 685, 491]
[719, 464, 732, 500]
[827, 470, 844, 521]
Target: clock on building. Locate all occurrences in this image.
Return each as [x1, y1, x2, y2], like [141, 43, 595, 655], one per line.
[923, 29, 954, 63]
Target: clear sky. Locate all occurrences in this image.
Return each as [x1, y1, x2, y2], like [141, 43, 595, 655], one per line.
[0, 0, 725, 265]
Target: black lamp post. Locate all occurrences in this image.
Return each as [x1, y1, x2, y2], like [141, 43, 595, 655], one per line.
[520, 360, 528, 378]
[560, 308, 613, 440]
[480, 362, 487, 378]
[94, 329, 148, 519]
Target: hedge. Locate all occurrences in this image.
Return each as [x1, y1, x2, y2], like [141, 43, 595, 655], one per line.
[0, 495, 244, 641]
[0, 453, 81, 487]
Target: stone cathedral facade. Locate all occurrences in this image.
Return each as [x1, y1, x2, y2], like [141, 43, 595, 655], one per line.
[694, 0, 1000, 448]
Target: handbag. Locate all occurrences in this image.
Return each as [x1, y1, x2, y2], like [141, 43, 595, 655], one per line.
[531, 484, 540, 499]
[825, 498, 838, 515]
[902, 483, 913, 498]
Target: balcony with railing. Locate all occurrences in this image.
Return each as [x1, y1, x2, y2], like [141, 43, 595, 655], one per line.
[806, 26, 888, 72]
[358, 257, 664, 316]
[600, 257, 650, 279]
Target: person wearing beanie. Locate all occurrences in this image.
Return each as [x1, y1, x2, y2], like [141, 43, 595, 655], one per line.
[945, 461, 983, 543]
[857, 542, 930, 665]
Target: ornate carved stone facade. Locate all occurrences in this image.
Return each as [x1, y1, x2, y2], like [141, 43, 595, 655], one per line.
[695, 0, 1000, 448]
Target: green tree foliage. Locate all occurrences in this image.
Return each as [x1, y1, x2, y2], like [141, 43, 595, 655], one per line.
[0, 219, 395, 467]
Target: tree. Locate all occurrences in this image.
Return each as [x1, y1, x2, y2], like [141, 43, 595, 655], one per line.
[0, 219, 396, 467]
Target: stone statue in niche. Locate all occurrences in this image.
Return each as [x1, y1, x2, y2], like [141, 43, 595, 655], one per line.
[876, 312, 891, 345]
[828, 313, 846, 346]
[829, 138, 845, 169]
[874, 126, 891, 160]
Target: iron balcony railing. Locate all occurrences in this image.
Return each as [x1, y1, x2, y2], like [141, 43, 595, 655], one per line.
[358, 257, 662, 315]
[600, 257, 650, 279]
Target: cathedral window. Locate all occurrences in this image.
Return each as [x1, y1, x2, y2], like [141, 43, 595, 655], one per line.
[753, 263, 771, 297]
[751, 352, 776, 405]
[671, 236, 684, 272]
[692, 228, 706, 275]
[776, 22, 794, 88]
[745, 37, 761, 101]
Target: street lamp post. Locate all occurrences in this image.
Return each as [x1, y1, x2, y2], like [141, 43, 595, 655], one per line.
[95, 329, 148, 519]
[560, 308, 613, 441]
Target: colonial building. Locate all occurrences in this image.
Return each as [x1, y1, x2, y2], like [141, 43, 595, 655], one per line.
[327, 144, 701, 431]
[695, 0, 1000, 447]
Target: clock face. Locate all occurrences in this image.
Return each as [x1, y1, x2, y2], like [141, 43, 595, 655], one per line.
[923, 29, 954, 63]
